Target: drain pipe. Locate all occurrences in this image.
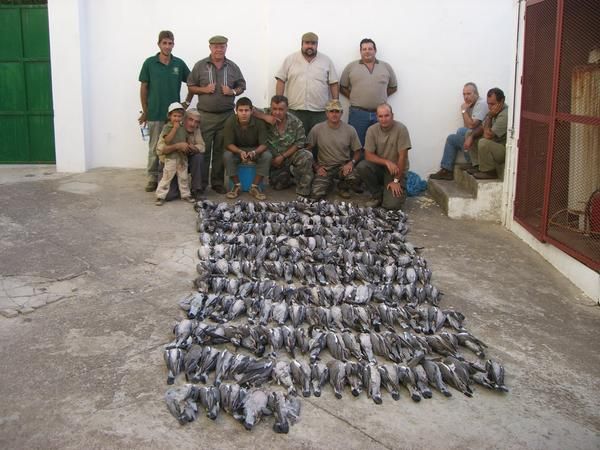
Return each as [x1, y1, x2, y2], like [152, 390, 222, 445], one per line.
[502, 0, 524, 227]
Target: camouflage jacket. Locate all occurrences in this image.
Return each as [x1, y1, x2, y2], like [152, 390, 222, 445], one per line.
[263, 110, 306, 156]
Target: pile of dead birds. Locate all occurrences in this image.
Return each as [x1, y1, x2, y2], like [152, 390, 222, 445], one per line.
[163, 199, 508, 433]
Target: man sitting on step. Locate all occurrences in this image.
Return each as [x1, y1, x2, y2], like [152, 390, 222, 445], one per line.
[470, 87, 508, 180]
[430, 82, 488, 180]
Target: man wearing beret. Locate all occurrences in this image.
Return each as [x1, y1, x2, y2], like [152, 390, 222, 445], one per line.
[275, 32, 339, 135]
[188, 35, 246, 195]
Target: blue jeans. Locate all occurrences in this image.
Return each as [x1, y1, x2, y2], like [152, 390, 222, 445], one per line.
[349, 107, 378, 147]
[440, 127, 471, 170]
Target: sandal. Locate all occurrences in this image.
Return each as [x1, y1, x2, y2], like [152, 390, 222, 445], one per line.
[249, 184, 266, 200]
[226, 183, 241, 199]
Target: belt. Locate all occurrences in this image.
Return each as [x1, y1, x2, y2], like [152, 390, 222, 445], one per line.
[351, 106, 376, 112]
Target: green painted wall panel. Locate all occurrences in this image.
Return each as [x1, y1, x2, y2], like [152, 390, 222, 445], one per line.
[0, 8, 23, 60]
[0, 62, 26, 111]
[25, 62, 53, 111]
[0, 116, 28, 162]
[22, 8, 50, 58]
[28, 115, 55, 162]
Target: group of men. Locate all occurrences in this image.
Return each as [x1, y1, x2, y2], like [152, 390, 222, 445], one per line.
[139, 30, 506, 210]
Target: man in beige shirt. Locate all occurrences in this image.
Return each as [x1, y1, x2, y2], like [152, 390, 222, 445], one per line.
[275, 32, 339, 134]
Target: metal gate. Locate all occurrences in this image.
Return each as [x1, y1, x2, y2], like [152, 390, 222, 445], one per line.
[0, 2, 55, 163]
[514, 0, 600, 271]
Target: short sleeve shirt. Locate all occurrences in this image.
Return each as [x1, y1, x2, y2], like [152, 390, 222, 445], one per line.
[275, 52, 339, 111]
[339, 59, 397, 110]
[263, 109, 306, 156]
[365, 120, 412, 167]
[490, 104, 509, 144]
[224, 115, 267, 149]
[469, 96, 489, 126]
[308, 122, 362, 168]
[188, 57, 246, 113]
[138, 54, 190, 121]
[156, 123, 188, 159]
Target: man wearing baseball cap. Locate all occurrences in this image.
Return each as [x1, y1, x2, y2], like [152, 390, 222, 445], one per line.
[275, 32, 339, 135]
[187, 35, 246, 195]
[306, 99, 362, 200]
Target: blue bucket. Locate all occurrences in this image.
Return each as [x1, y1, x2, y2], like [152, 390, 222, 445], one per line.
[230, 163, 264, 192]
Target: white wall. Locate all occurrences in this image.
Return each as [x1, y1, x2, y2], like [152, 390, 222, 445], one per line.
[49, 0, 513, 176]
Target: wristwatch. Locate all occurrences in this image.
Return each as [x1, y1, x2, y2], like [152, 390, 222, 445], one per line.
[350, 160, 357, 166]
[461, 109, 467, 114]
[393, 178, 400, 184]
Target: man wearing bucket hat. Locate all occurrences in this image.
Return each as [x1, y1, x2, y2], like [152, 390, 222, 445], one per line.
[188, 35, 246, 195]
[223, 97, 272, 200]
[306, 99, 362, 200]
[275, 32, 339, 135]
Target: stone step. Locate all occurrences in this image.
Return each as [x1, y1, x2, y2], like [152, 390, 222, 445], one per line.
[428, 165, 504, 221]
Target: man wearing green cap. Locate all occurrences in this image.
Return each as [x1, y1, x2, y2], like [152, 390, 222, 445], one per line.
[187, 35, 246, 195]
[275, 32, 339, 135]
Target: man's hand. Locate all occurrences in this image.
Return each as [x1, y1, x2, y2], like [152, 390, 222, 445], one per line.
[138, 111, 147, 126]
[464, 134, 474, 151]
[272, 155, 285, 168]
[387, 180, 403, 198]
[316, 165, 327, 177]
[203, 83, 216, 94]
[488, 102, 503, 117]
[222, 85, 235, 96]
[461, 101, 472, 111]
[384, 160, 400, 176]
[483, 127, 495, 140]
[177, 142, 189, 153]
[341, 161, 353, 176]
[239, 151, 250, 162]
[262, 115, 278, 126]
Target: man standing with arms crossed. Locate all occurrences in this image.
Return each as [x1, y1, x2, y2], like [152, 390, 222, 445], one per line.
[275, 32, 339, 135]
[340, 38, 398, 146]
[188, 35, 246, 195]
[138, 30, 191, 192]
[356, 103, 412, 210]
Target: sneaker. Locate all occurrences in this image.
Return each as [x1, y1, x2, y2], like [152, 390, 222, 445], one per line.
[145, 181, 158, 192]
[466, 165, 480, 174]
[338, 189, 352, 199]
[430, 168, 454, 180]
[460, 164, 474, 171]
[212, 185, 226, 194]
[182, 196, 196, 204]
[365, 197, 382, 208]
[155, 198, 165, 206]
[473, 170, 498, 180]
[249, 184, 266, 200]
[226, 183, 241, 199]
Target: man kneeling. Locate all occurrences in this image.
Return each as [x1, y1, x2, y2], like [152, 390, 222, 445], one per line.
[223, 97, 272, 200]
[306, 99, 362, 200]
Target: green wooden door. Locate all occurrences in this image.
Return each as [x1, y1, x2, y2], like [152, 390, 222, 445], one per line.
[0, 4, 55, 163]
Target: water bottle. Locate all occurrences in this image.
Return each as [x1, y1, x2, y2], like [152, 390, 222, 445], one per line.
[140, 123, 150, 141]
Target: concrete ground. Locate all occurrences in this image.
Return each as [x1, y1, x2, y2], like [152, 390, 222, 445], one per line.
[0, 166, 598, 450]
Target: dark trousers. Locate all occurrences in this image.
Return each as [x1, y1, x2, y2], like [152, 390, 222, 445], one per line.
[355, 160, 406, 210]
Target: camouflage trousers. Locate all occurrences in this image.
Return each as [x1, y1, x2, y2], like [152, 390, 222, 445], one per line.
[270, 148, 314, 196]
[156, 154, 191, 200]
[311, 164, 359, 199]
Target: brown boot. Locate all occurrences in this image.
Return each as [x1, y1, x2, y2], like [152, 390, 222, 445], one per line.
[430, 168, 453, 180]
[473, 170, 498, 180]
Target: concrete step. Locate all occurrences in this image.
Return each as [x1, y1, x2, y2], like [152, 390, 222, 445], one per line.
[428, 165, 503, 221]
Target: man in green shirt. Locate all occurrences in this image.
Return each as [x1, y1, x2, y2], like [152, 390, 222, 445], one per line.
[138, 30, 191, 192]
[471, 88, 509, 180]
[223, 97, 271, 200]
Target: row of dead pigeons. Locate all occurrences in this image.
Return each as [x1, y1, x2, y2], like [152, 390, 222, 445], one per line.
[164, 199, 508, 433]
